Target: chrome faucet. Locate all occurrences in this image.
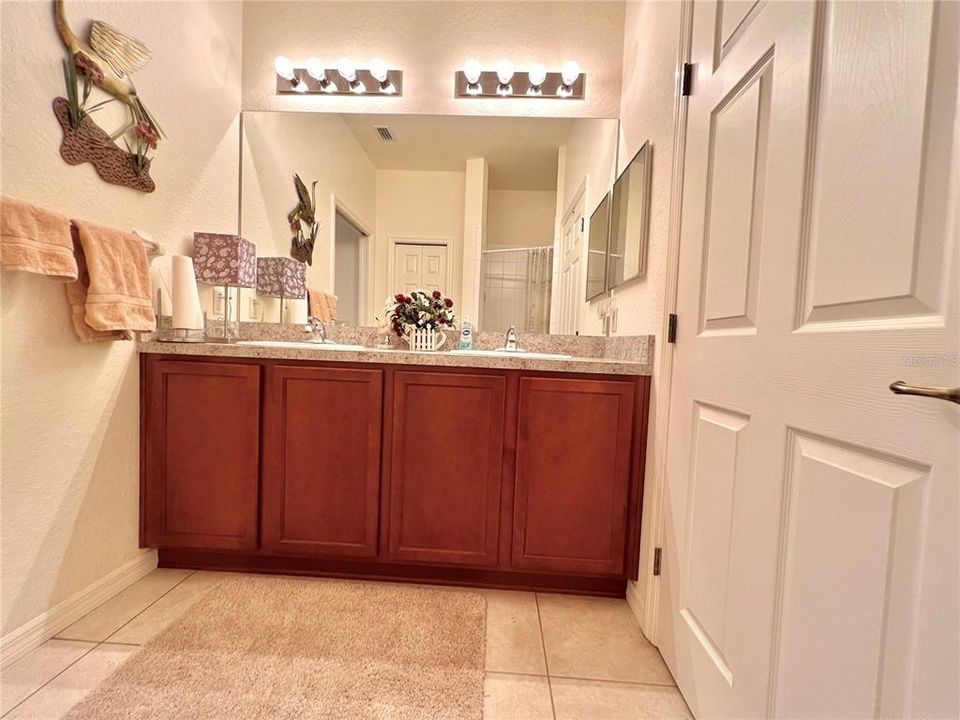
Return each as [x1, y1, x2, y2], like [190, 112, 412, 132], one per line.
[504, 325, 520, 352]
[304, 316, 329, 343]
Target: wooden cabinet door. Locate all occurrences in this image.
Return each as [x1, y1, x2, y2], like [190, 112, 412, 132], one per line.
[513, 377, 635, 575]
[262, 365, 382, 558]
[388, 371, 506, 566]
[143, 359, 260, 550]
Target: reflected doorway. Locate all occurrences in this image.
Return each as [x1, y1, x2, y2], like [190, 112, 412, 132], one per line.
[333, 211, 368, 326]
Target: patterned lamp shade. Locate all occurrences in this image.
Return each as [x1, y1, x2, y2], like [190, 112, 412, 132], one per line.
[192, 233, 257, 288]
[256, 257, 307, 299]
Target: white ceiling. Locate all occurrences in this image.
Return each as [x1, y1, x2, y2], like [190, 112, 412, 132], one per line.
[341, 114, 574, 191]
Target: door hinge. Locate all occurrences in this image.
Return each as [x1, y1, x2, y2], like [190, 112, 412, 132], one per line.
[681, 62, 694, 97]
[580, 217, 585, 232]
[653, 547, 662, 576]
[667, 313, 678, 343]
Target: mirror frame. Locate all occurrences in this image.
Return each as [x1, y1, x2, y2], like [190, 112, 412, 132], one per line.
[585, 190, 612, 301]
[607, 140, 652, 290]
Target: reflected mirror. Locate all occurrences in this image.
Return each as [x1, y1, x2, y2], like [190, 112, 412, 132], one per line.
[586, 192, 610, 301]
[607, 141, 651, 289]
[239, 112, 618, 334]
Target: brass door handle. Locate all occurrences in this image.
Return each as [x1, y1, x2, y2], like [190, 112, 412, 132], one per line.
[889, 381, 960, 405]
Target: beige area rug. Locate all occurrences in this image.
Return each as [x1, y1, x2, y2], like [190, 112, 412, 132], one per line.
[65, 576, 486, 719]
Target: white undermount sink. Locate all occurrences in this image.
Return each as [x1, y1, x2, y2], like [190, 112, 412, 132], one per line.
[448, 348, 573, 361]
[234, 340, 365, 351]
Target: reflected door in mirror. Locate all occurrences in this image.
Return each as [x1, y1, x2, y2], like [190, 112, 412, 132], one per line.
[394, 242, 448, 294]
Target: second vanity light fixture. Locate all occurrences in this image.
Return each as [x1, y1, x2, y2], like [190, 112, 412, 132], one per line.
[274, 56, 403, 96]
[455, 59, 584, 99]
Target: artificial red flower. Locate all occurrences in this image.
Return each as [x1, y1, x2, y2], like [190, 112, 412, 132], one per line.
[444, 298, 453, 308]
[432, 290, 442, 299]
[135, 121, 159, 150]
[394, 293, 405, 302]
[74, 52, 104, 87]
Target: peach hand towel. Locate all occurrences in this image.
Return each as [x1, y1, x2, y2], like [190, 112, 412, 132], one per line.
[65, 219, 156, 342]
[1, 196, 78, 280]
[308, 287, 337, 322]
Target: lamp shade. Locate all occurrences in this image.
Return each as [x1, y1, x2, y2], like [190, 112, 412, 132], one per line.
[192, 233, 257, 288]
[256, 256, 307, 299]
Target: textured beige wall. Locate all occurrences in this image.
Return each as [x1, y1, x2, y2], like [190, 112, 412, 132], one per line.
[613, 0, 684, 631]
[486, 190, 556, 248]
[374, 169, 467, 315]
[241, 1, 625, 118]
[1, 0, 243, 637]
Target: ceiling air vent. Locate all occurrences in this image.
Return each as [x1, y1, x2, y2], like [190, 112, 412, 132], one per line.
[374, 126, 395, 142]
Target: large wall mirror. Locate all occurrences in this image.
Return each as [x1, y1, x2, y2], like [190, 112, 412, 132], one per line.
[586, 192, 610, 301]
[607, 141, 652, 289]
[239, 111, 618, 335]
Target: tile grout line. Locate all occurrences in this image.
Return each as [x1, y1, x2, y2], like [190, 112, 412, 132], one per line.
[484, 668, 677, 689]
[2, 641, 99, 718]
[4, 570, 195, 717]
[534, 593, 557, 720]
[52, 569, 196, 644]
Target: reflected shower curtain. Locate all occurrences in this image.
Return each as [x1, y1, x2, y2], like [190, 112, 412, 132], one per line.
[525, 246, 553, 333]
[480, 246, 553, 333]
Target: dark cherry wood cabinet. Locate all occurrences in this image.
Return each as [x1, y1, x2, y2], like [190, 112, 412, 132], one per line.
[385, 371, 507, 567]
[141, 353, 649, 596]
[142, 359, 260, 550]
[512, 377, 636, 576]
[261, 365, 382, 558]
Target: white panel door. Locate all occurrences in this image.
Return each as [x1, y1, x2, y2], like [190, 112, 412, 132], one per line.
[555, 193, 585, 334]
[661, 1, 959, 718]
[420, 244, 448, 293]
[393, 243, 448, 295]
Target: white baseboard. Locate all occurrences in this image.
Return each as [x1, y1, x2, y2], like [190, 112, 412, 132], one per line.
[1, 550, 158, 668]
[626, 579, 649, 639]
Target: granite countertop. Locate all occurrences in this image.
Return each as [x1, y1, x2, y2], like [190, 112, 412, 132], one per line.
[138, 340, 653, 377]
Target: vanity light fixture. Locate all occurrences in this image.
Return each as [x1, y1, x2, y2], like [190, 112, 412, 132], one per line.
[336, 56, 366, 93]
[496, 59, 514, 96]
[273, 55, 307, 93]
[527, 63, 546, 96]
[306, 57, 335, 92]
[274, 56, 403, 96]
[369, 57, 396, 94]
[454, 60, 585, 99]
[463, 59, 483, 95]
[558, 60, 581, 98]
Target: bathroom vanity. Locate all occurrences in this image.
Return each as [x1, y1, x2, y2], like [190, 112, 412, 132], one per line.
[139, 343, 651, 596]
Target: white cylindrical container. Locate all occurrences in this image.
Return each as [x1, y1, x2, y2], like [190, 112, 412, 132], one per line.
[172, 255, 204, 330]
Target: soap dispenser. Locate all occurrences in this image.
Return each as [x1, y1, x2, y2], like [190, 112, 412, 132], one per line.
[458, 316, 474, 350]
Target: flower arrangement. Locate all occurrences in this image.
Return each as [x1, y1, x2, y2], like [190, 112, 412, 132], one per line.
[384, 289, 456, 338]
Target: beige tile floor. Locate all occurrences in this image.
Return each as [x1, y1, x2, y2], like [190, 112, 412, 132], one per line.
[1, 570, 691, 719]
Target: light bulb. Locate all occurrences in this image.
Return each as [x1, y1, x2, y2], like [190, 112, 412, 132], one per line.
[370, 58, 389, 83]
[561, 60, 581, 86]
[496, 59, 514, 85]
[463, 58, 482, 84]
[306, 57, 325, 81]
[273, 56, 295, 81]
[337, 56, 357, 82]
[527, 63, 547, 88]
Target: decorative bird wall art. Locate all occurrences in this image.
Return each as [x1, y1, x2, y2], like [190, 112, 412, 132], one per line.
[289, 174, 320, 266]
[53, 0, 163, 192]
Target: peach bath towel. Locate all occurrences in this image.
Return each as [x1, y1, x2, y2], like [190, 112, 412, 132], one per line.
[308, 287, 337, 322]
[0, 196, 78, 280]
[65, 219, 156, 342]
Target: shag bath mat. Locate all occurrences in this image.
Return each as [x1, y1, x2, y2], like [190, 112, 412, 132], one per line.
[64, 575, 487, 719]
